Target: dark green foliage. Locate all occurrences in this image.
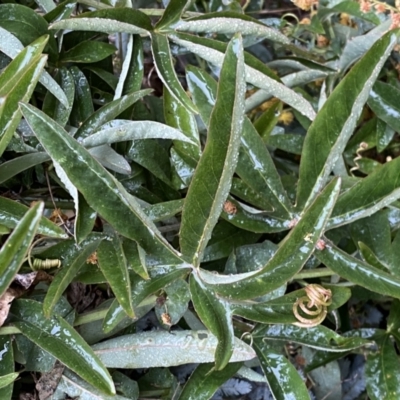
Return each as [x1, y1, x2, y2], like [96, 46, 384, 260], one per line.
[1, 1, 400, 399]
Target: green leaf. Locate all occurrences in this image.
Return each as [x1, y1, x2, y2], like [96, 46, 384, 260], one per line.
[0, 27, 68, 108]
[154, 278, 190, 326]
[0, 196, 67, 238]
[122, 239, 149, 280]
[20, 102, 182, 262]
[81, 120, 195, 148]
[253, 340, 309, 400]
[0, 35, 48, 156]
[0, 336, 14, 399]
[103, 268, 188, 333]
[97, 230, 133, 318]
[230, 177, 272, 211]
[387, 299, 400, 342]
[0, 4, 49, 46]
[11, 299, 115, 395]
[42, 67, 75, 127]
[233, 285, 351, 325]
[0, 152, 50, 185]
[128, 140, 174, 185]
[0, 373, 19, 389]
[171, 33, 315, 120]
[164, 88, 201, 166]
[92, 330, 255, 368]
[268, 133, 304, 155]
[114, 35, 133, 99]
[88, 144, 131, 175]
[328, 155, 400, 229]
[151, 33, 197, 114]
[253, 324, 370, 352]
[61, 41, 116, 63]
[178, 362, 242, 400]
[199, 178, 340, 300]
[86, 66, 118, 91]
[76, 89, 152, 139]
[221, 197, 289, 233]
[375, 118, 395, 153]
[350, 210, 394, 271]
[156, 0, 189, 30]
[368, 81, 400, 133]
[75, 193, 97, 244]
[319, 1, 380, 25]
[55, 369, 131, 400]
[190, 273, 234, 370]
[365, 334, 400, 400]
[203, 221, 261, 262]
[43, 236, 103, 317]
[316, 240, 400, 300]
[177, 11, 289, 45]
[296, 30, 398, 209]
[44, 0, 75, 23]
[49, 8, 152, 34]
[179, 35, 245, 266]
[186, 66, 293, 219]
[70, 66, 94, 126]
[0, 202, 43, 297]
[238, 120, 294, 219]
[0, 35, 46, 95]
[122, 35, 144, 95]
[143, 199, 184, 222]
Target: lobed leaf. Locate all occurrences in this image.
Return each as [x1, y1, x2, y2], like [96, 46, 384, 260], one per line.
[20, 102, 183, 262]
[296, 30, 398, 209]
[328, 155, 400, 229]
[186, 65, 293, 219]
[199, 178, 340, 300]
[179, 35, 246, 266]
[316, 240, 400, 299]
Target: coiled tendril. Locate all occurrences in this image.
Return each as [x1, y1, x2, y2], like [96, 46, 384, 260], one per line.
[293, 284, 332, 327]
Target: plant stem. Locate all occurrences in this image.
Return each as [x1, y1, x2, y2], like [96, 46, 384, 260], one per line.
[293, 268, 335, 280]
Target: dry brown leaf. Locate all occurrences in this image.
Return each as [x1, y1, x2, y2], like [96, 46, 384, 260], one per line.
[36, 361, 64, 400]
[0, 289, 16, 327]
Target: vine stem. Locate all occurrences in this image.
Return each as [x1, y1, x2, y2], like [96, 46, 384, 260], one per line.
[292, 267, 336, 280]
